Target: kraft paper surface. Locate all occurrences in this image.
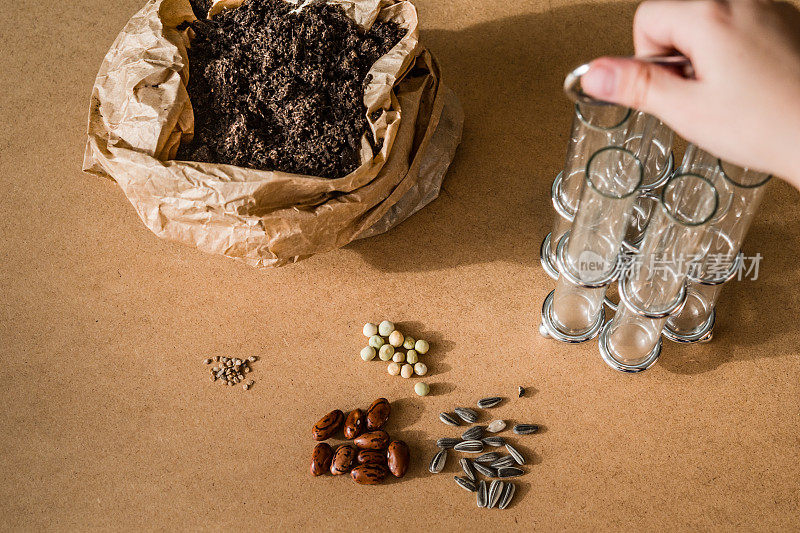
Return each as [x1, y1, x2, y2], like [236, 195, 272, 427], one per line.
[3, 0, 800, 531]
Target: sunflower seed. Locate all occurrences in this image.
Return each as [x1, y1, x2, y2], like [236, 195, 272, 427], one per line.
[437, 437, 460, 449]
[429, 450, 447, 474]
[513, 424, 540, 435]
[453, 440, 483, 453]
[482, 436, 506, 447]
[518, 386, 525, 398]
[454, 476, 477, 492]
[460, 458, 477, 482]
[505, 443, 525, 465]
[454, 407, 479, 424]
[487, 420, 506, 433]
[497, 466, 524, 478]
[488, 480, 504, 509]
[473, 462, 496, 478]
[477, 480, 488, 508]
[475, 452, 501, 464]
[477, 397, 503, 409]
[490, 455, 516, 469]
[439, 413, 460, 426]
[498, 482, 516, 509]
[461, 426, 484, 441]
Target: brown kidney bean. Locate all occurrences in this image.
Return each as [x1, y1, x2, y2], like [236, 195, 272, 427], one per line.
[310, 443, 333, 476]
[330, 445, 356, 475]
[386, 440, 410, 478]
[351, 464, 389, 485]
[357, 449, 387, 465]
[343, 409, 365, 440]
[365, 398, 391, 430]
[353, 430, 390, 450]
[312, 409, 344, 441]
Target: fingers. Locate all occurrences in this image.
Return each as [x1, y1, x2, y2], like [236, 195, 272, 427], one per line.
[633, 0, 732, 58]
[581, 57, 694, 119]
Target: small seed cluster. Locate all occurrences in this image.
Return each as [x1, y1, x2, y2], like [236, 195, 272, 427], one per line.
[205, 356, 257, 390]
[429, 394, 542, 510]
[359, 321, 431, 395]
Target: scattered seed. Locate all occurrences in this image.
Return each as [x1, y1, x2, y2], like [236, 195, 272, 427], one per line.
[437, 438, 460, 449]
[243, 383, 249, 390]
[513, 424, 540, 435]
[475, 452, 501, 464]
[498, 482, 516, 509]
[439, 413, 460, 427]
[460, 458, 477, 482]
[214, 356, 220, 362]
[453, 440, 483, 453]
[461, 426, 484, 441]
[203, 358, 212, 364]
[487, 420, 506, 433]
[244, 367, 251, 373]
[482, 436, 506, 447]
[454, 407, 479, 424]
[477, 480, 488, 508]
[247, 380, 254, 387]
[477, 397, 503, 409]
[490, 456, 516, 469]
[488, 480, 504, 509]
[429, 450, 447, 474]
[454, 476, 477, 492]
[518, 386, 525, 398]
[505, 443, 525, 465]
[248, 356, 257, 363]
[473, 462, 496, 478]
[497, 467, 524, 478]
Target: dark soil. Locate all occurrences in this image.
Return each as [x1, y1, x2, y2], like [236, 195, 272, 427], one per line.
[177, 0, 405, 178]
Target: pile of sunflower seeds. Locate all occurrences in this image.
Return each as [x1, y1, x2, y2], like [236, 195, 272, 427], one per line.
[205, 355, 257, 390]
[429, 394, 542, 510]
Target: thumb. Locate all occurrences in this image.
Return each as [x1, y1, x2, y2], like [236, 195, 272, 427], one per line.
[580, 57, 691, 118]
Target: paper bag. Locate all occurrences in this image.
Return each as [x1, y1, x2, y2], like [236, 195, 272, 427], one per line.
[83, 0, 463, 267]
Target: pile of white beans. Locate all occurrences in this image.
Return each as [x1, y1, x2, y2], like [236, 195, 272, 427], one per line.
[360, 321, 431, 396]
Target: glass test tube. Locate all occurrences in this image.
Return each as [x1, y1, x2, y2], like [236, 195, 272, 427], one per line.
[543, 102, 632, 274]
[665, 161, 771, 340]
[622, 112, 675, 250]
[600, 173, 719, 371]
[547, 147, 643, 339]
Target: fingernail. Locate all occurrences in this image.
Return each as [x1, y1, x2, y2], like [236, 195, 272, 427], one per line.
[582, 64, 616, 98]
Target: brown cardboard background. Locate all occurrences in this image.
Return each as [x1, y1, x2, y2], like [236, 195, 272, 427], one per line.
[2, 0, 799, 530]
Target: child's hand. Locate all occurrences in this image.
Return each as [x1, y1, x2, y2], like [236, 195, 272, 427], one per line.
[581, 0, 800, 185]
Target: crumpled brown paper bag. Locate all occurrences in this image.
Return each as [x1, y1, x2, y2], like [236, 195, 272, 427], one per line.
[83, 0, 463, 267]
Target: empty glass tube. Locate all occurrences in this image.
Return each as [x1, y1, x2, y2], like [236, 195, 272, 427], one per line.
[622, 112, 675, 251]
[541, 101, 631, 278]
[542, 147, 643, 342]
[599, 173, 719, 371]
[664, 161, 771, 342]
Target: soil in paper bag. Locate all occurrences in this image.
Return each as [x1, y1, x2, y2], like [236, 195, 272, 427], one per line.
[178, 0, 406, 178]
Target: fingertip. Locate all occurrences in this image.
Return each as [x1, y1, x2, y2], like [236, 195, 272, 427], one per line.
[581, 58, 620, 100]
